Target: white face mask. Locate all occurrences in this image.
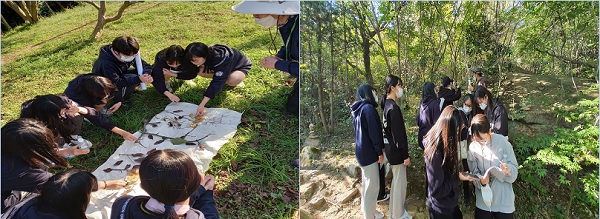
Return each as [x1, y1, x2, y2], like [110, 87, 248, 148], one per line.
[396, 87, 404, 99]
[463, 105, 472, 113]
[481, 184, 493, 207]
[255, 16, 277, 28]
[479, 103, 487, 110]
[121, 55, 135, 62]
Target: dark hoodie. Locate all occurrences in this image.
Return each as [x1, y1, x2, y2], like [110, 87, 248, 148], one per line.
[438, 86, 461, 110]
[10, 198, 69, 219]
[351, 100, 384, 166]
[383, 99, 409, 165]
[417, 83, 441, 149]
[484, 98, 508, 136]
[110, 186, 219, 219]
[91, 45, 152, 103]
[150, 49, 200, 95]
[176, 45, 252, 100]
[63, 74, 117, 131]
[1, 154, 52, 212]
[425, 142, 459, 216]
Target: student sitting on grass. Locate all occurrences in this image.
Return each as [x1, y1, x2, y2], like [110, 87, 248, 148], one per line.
[20, 94, 91, 158]
[151, 45, 201, 103]
[64, 74, 138, 141]
[91, 35, 154, 113]
[177, 42, 252, 116]
[7, 170, 99, 219]
[111, 149, 219, 219]
[1, 119, 126, 213]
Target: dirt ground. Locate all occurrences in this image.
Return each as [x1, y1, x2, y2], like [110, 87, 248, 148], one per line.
[299, 72, 597, 219]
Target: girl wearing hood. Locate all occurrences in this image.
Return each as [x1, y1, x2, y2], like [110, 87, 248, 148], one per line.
[178, 42, 252, 117]
[351, 84, 385, 219]
[416, 82, 442, 198]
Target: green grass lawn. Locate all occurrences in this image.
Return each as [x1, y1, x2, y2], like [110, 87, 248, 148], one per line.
[1, 2, 298, 218]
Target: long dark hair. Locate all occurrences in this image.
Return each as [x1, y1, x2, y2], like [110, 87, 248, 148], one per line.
[421, 82, 437, 100]
[78, 75, 117, 107]
[184, 42, 211, 65]
[380, 75, 402, 110]
[1, 118, 69, 168]
[423, 106, 463, 175]
[470, 114, 492, 142]
[355, 83, 378, 108]
[140, 149, 202, 219]
[162, 45, 185, 65]
[20, 95, 74, 143]
[37, 170, 98, 219]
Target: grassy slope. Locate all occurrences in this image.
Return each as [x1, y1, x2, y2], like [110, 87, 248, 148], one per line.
[1, 2, 298, 218]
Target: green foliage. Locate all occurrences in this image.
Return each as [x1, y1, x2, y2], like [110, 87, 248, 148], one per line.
[516, 96, 599, 214]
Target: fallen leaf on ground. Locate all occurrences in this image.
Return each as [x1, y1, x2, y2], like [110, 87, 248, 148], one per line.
[230, 160, 238, 171]
[113, 160, 123, 166]
[173, 110, 183, 113]
[171, 138, 187, 145]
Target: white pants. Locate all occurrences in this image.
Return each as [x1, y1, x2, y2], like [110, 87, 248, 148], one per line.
[388, 164, 407, 219]
[361, 162, 380, 219]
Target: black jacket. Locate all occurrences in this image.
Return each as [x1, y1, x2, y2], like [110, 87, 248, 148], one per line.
[64, 74, 117, 131]
[1, 155, 52, 212]
[274, 15, 299, 78]
[484, 98, 509, 136]
[10, 198, 70, 219]
[91, 45, 152, 103]
[110, 186, 219, 219]
[437, 87, 461, 109]
[176, 45, 251, 99]
[151, 49, 200, 94]
[383, 99, 409, 165]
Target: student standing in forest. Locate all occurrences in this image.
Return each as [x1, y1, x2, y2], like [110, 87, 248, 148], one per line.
[468, 67, 490, 92]
[232, 0, 300, 115]
[351, 84, 385, 219]
[457, 94, 478, 203]
[380, 75, 412, 219]
[438, 76, 462, 109]
[423, 106, 475, 219]
[473, 86, 509, 137]
[416, 82, 442, 197]
[468, 114, 518, 218]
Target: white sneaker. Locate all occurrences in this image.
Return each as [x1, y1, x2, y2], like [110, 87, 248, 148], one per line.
[377, 194, 390, 202]
[400, 210, 412, 219]
[375, 210, 384, 219]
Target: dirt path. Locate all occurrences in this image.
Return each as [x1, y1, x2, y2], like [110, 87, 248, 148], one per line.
[2, 2, 161, 64]
[299, 134, 478, 219]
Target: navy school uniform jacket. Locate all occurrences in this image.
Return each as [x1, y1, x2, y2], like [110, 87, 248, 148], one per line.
[110, 186, 219, 219]
[151, 49, 200, 94]
[10, 197, 70, 219]
[351, 100, 384, 167]
[274, 15, 299, 79]
[383, 99, 409, 165]
[484, 98, 509, 136]
[425, 142, 459, 215]
[91, 45, 152, 103]
[176, 45, 252, 99]
[416, 97, 441, 149]
[438, 86, 462, 110]
[63, 74, 117, 131]
[1, 154, 52, 212]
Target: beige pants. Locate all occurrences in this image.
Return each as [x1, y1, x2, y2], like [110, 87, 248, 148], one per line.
[388, 164, 407, 219]
[361, 162, 380, 219]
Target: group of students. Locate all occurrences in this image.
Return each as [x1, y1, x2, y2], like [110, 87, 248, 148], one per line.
[1, 1, 300, 218]
[352, 67, 518, 219]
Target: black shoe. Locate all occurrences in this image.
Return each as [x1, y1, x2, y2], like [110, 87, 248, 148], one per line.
[291, 159, 299, 169]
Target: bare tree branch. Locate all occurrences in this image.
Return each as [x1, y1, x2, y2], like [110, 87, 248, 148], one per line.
[82, 1, 100, 10]
[105, 1, 132, 22]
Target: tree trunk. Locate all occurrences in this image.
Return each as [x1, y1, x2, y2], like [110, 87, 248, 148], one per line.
[369, 2, 393, 76]
[1, 15, 12, 31]
[316, 13, 330, 134]
[86, 1, 133, 40]
[362, 36, 374, 85]
[4, 1, 34, 23]
[328, 6, 335, 131]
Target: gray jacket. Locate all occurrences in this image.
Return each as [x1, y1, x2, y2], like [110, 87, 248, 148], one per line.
[467, 134, 518, 213]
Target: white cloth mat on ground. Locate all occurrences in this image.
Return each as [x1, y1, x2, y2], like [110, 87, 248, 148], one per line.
[85, 102, 241, 219]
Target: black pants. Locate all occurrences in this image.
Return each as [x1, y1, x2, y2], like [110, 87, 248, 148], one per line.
[285, 80, 299, 115]
[462, 159, 472, 202]
[428, 205, 462, 219]
[377, 163, 386, 199]
[121, 73, 140, 101]
[475, 208, 514, 219]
